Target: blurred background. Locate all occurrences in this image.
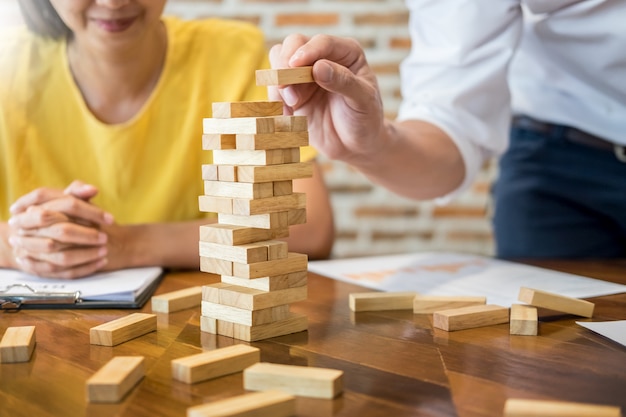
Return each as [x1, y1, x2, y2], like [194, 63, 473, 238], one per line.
[0, 0, 496, 259]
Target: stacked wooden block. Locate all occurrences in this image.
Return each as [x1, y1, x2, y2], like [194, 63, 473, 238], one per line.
[198, 99, 311, 341]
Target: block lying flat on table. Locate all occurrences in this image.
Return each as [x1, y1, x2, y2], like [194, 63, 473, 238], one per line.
[509, 304, 538, 336]
[255, 66, 314, 86]
[433, 304, 509, 331]
[86, 356, 144, 403]
[503, 398, 622, 417]
[0, 326, 36, 363]
[187, 389, 295, 417]
[212, 101, 283, 118]
[171, 344, 260, 384]
[518, 287, 595, 318]
[413, 295, 486, 314]
[244, 362, 344, 399]
[151, 286, 203, 314]
[90, 313, 157, 346]
[349, 291, 417, 312]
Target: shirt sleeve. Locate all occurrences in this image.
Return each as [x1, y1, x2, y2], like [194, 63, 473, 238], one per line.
[397, 0, 523, 200]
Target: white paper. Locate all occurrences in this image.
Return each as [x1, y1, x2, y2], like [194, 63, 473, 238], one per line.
[576, 321, 626, 348]
[308, 251, 626, 307]
[0, 267, 163, 302]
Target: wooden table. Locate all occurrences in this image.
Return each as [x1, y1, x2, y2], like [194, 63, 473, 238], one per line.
[1, 260, 625, 417]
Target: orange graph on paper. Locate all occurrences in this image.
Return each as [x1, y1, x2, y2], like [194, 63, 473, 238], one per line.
[342, 259, 486, 283]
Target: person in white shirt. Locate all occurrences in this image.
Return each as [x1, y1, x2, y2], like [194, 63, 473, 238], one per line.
[269, 0, 626, 259]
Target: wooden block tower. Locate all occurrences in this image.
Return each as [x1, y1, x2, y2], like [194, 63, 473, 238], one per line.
[198, 67, 315, 341]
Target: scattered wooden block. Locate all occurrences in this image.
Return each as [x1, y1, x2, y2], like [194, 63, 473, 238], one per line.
[433, 305, 509, 332]
[413, 295, 486, 314]
[212, 101, 283, 118]
[201, 302, 290, 326]
[203, 117, 274, 135]
[212, 148, 299, 166]
[86, 356, 144, 403]
[255, 66, 314, 86]
[503, 398, 622, 417]
[232, 252, 308, 279]
[236, 162, 313, 183]
[349, 291, 417, 312]
[90, 313, 157, 346]
[236, 131, 309, 150]
[518, 287, 595, 318]
[510, 304, 538, 336]
[151, 286, 203, 314]
[244, 362, 343, 399]
[171, 344, 260, 384]
[187, 389, 295, 417]
[0, 326, 36, 363]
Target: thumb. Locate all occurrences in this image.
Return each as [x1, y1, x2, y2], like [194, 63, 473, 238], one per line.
[312, 60, 378, 107]
[64, 180, 99, 200]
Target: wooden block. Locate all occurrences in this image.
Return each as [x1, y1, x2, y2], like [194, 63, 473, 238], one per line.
[221, 271, 307, 292]
[200, 316, 218, 334]
[273, 181, 293, 196]
[202, 134, 236, 150]
[413, 295, 486, 314]
[201, 283, 307, 310]
[200, 256, 233, 276]
[231, 312, 308, 341]
[203, 117, 275, 135]
[219, 211, 289, 230]
[90, 313, 157, 346]
[233, 252, 308, 279]
[510, 304, 538, 336]
[217, 165, 237, 182]
[199, 224, 281, 246]
[171, 344, 260, 384]
[236, 131, 309, 150]
[433, 304, 509, 332]
[518, 287, 595, 318]
[349, 292, 417, 312]
[152, 286, 202, 314]
[232, 193, 307, 216]
[0, 326, 36, 363]
[203, 181, 274, 199]
[212, 148, 299, 166]
[198, 195, 233, 214]
[244, 362, 343, 399]
[274, 115, 308, 132]
[265, 240, 288, 260]
[86, 356, 144, 403]
[236, 162, 313, 183]
[212, 101, 283, 118]
[199, 241, 269, 264]
[503, 398, 622, 417]
[256, 66, 314, 86]
[201, 302, 290, 326]
[187, 389, 296, 417]
[201, 164, 218, 181]
[288, 208, 307, 225]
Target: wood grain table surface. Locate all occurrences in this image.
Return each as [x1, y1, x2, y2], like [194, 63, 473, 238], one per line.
[1, 259, 625, 417]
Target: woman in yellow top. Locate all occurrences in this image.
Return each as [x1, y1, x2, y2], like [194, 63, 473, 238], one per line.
[0, 0, 334, 279]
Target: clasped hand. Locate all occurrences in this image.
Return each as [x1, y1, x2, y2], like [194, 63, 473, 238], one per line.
[7, 181, 115, 279]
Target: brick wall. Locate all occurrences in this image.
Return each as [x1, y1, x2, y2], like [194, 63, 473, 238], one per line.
[0, 0, 496, 258]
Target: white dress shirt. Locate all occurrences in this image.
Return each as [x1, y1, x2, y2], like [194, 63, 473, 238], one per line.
[397, 0, 626, 198]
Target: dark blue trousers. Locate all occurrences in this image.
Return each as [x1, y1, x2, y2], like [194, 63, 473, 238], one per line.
[492, 117, 626, 259]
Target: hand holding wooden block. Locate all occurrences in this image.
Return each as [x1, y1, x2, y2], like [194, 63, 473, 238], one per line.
[256, 66, 314, 86]
[86, 356, 145, 403]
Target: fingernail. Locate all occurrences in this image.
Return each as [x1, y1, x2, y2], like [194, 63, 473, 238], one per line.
[15, 257, 25, 266]
[98, 246, 108, 256]
[316, 61, 333, 83]
[98, 232, 108, 243]
[103, 212, 114, 224]
[283, 86, 299, 107]
[7, 217, 16, 226]
[8, 236, 17, 246]
[9, 203, 17, 214]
